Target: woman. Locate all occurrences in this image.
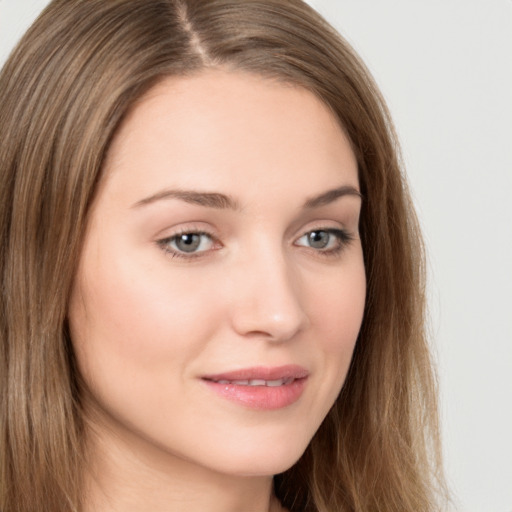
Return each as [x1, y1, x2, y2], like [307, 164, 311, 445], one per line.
[0, 0, 447, 510]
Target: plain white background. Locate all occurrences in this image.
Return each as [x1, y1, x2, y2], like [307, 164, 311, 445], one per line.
[1, 1, 511, 511]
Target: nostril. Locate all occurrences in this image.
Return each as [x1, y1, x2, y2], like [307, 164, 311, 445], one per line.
[230, 305, 309, 343]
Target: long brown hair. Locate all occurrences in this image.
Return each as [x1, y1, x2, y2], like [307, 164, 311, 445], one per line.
[0, 0, 447, 510]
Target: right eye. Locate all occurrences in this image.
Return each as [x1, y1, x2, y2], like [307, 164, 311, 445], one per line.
[158, 231, 216, 258]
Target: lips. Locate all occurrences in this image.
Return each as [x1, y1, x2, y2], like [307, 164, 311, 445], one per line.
[201, 365, 309, 410]
[202, 364, 309, 382]
[212, 377, 295, 387]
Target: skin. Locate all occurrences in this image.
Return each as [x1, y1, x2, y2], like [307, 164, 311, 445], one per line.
[68, 69, 366, 512]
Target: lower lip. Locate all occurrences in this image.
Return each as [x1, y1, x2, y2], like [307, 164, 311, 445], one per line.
[202, 378, 307, 410]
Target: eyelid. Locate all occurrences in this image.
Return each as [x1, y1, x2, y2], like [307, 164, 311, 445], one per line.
[294, 227, 355, 256]
[156, 223, 355, 261]
[156, 228, 221, 259]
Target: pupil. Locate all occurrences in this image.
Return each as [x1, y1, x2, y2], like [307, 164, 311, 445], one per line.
[177, 233, 200, 252]
[308, 231, 329, 249]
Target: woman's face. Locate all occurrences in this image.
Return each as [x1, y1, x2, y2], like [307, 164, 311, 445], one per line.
[69, 70, 365, 477]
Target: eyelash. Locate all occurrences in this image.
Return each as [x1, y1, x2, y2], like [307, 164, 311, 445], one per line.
[296, 228, 354, 258]
[157, 227, 354, 260]
[157, 230, 217, 260]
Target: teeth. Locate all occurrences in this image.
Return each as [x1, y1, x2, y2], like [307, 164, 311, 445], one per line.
[266, 379, 284, 387]
[249, 379, 266, 386]
[213, 378, 294, 386]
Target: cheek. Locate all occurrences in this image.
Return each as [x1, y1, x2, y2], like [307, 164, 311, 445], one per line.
[305, 253, 366, 398]
[67, 254, 229, 455]
[311, 259, 366, 352]
[68, 250, 223, 392]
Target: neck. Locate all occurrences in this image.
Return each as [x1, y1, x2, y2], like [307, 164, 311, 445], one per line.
[82, 421, 284, 512]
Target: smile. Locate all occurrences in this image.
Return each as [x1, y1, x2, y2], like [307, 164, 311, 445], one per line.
[201, 366, 309, 410]
[207, 378, 295, 387]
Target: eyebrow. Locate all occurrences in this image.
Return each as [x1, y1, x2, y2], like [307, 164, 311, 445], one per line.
[303, 185, 362, 208]
[132, 189, 241, 210]
[132, 184, 362, 210]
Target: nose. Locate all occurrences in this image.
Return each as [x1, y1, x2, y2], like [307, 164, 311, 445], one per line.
[227, 248, 310, 342]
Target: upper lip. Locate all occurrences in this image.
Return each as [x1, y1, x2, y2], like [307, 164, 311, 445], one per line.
[202, 365, 309, 382]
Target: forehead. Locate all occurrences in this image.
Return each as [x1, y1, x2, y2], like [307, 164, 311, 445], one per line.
[101, 69, 358, 202]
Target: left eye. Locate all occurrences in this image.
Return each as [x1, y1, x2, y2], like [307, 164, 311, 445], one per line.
[160, 232, 214, 255]
[296, 229, 347, 251]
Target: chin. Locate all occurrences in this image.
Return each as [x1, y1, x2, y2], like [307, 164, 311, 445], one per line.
[196, 430, 312, 478]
